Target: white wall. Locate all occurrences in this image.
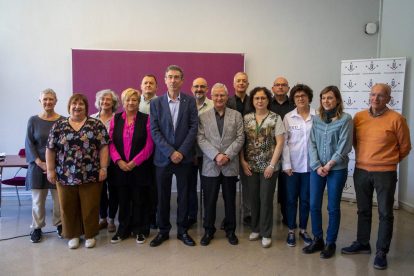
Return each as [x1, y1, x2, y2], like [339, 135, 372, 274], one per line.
[0, 0, 379, 181]
[381, 0, 414, 209]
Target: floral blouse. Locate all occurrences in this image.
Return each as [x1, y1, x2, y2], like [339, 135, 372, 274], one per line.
[244, 111, 285, 173]
[47, 117, 111, 185]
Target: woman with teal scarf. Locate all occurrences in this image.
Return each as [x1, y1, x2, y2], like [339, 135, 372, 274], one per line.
[303, 86, 353, 259]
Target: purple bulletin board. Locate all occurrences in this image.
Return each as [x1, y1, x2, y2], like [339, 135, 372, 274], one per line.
[72, 49, 245, 115]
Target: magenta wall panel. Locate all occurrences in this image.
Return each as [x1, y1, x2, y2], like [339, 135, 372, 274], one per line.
[72, 49, 245, 115]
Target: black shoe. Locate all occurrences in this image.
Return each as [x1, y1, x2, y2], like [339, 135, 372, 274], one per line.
[57, 225, 63, 239]
[149, 234, 169, 247]
[302, 236, 324, 254]
[177, 233, 196, 246]
[243, 216, 252, 229]
[30, 229, 42, 243]
[320, 243, 336, 259]
[220, 218, 225, 230]
[341, 241, 371, 255]
[188, 217, 197, 228]
[374, 251, 387, 270]
[200, 233, 214, 246]
[150, 214, 158, 229]
[227, 232, 239, 245]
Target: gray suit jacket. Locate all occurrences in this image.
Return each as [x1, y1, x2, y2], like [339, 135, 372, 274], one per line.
[197, 108, 244, 177]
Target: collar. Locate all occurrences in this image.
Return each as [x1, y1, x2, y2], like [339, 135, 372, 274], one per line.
[273, 97, 289, 106]
[290, 107, 317, 118]
[167, 92, 181, 103]
[121, 111, 137, 121]
[235, 93, 247, 101]
[198, 98, 212, 109]
[142, 94, 157, 103]
[369, 106, 388, 118]
[214, 107, 226, 117]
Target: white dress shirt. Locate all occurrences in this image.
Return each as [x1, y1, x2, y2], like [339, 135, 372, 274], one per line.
[281, 107, 317, 173]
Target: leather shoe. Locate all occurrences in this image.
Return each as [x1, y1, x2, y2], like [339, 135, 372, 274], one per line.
[302, 236, 324, 254]
[200, 233, 214, 246]
[177, 233, 196, 246]
[227, 232, 238, 245]
[149, 234, 169, 247]
[320, 243, 336, 259]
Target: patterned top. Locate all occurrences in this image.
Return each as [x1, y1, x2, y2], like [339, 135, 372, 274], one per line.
[244, 111, 285, 173]
[46, 117, 111, 185]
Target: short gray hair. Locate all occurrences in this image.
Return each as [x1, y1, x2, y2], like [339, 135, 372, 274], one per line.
[94, 89, 121, 112]
[39, 88, 57, 100]
[165, 65, 184, 79]
[211, 83, 228, 95]
[234, 72, 248, 82]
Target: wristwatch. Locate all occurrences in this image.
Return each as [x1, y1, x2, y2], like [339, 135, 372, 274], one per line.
[328, 162, 333, 168]
[100, 167, 107, 172]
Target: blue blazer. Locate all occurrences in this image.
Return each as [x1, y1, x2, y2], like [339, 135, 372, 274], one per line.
[150, 92, 199, 167]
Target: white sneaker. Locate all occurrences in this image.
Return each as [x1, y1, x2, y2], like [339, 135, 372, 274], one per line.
[249, 232, 261, 241]
[262, 237, 272, 248]
[68, 238, 80, 249]
[85, 237, 96, 248]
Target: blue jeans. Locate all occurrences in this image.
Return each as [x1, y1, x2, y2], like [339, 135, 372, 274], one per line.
[286, 172, 310, 231]
[310, 168, 347, 244]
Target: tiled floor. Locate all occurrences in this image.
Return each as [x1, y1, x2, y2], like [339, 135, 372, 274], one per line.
[1, 194, 414, 275]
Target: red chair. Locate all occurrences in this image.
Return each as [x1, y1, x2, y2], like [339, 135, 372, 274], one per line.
[1, 149, 26, 206]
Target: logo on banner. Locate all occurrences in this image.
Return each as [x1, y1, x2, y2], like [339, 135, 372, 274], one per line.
[387, 79, 400, 89]
[366, 61, 378, 71]
[387, 60, 401, 70]
[344, 97, 356, 106]
[388, 97, 399, 107]
[363, 99, 371, 107]
[344, 80, 356, 89]
[345, 62, 357, 72]
[365, 79, 374, 89]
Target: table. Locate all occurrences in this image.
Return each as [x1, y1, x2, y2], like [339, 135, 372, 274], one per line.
[0, 155, 28, 217]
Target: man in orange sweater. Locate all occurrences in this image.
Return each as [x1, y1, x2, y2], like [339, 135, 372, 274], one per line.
[341, 84, 411, 270]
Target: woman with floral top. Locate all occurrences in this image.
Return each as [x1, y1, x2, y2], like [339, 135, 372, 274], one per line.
[240, 87, 285, 248]
[46, 93, 110, 249]
[302, 86, 353, 259]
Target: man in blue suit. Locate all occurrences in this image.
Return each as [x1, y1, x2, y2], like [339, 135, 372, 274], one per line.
[149, 65, 199, 247]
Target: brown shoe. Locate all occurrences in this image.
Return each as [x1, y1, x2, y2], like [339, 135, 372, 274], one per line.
[108, 219, 116, 232]
[99, 219, 108, 230]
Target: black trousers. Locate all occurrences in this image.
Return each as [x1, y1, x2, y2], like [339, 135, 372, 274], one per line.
[202, 173, 237, 235]
[149, 163, 158, 216]
[116, 185, 150, 238]
[100, 180, 118, 219]
[354, 168, 397, 253]
[277, 170, 287, 219]
[156, 162, 192, 235]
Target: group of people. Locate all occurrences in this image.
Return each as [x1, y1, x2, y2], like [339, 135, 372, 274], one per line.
[25, 65, 411, 270]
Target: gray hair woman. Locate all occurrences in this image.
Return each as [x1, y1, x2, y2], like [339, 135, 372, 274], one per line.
[25, 89, 65, 243]
[91, 89, 120, 232]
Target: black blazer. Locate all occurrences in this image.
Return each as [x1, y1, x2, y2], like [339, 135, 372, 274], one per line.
[109, 112, 153, 186]
[226, 95, 252, 117]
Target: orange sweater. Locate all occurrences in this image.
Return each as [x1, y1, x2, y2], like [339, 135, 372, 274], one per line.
[353, 109, 411, 171]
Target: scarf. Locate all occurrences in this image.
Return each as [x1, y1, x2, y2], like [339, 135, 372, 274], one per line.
[322, 107, 338, 124]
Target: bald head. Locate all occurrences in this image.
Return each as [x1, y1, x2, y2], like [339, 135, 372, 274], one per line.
[272, 77, 290, 98]
[372, 83, 391, 96]
[191, 77, 209, 100]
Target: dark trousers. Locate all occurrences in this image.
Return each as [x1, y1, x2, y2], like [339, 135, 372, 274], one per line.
[247, 171, 278, 238]
[189, 157, 203, 219]
[202, 173, 237, 235]
[116, 185, 150, 238]
[354, 168, 397, 253]
[286, 172, 310, 231]
[149, 163, 158, 216]
[100, 180, 118, 219]
[156, 162, 192, 235]
[277, 170, 287, 220]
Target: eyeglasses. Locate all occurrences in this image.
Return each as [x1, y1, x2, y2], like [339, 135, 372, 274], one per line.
[254, 96, 268, 101]
[193, 85, 206, 89]
[212, 94, 227, 98]
[369, 93, 388, 99]
[294, 94, 308, 99]
[273, 83, 288, 87]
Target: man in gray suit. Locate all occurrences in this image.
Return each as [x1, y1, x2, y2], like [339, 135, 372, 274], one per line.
[197, 83, 244, 246]
[226, 72, 252, 228]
